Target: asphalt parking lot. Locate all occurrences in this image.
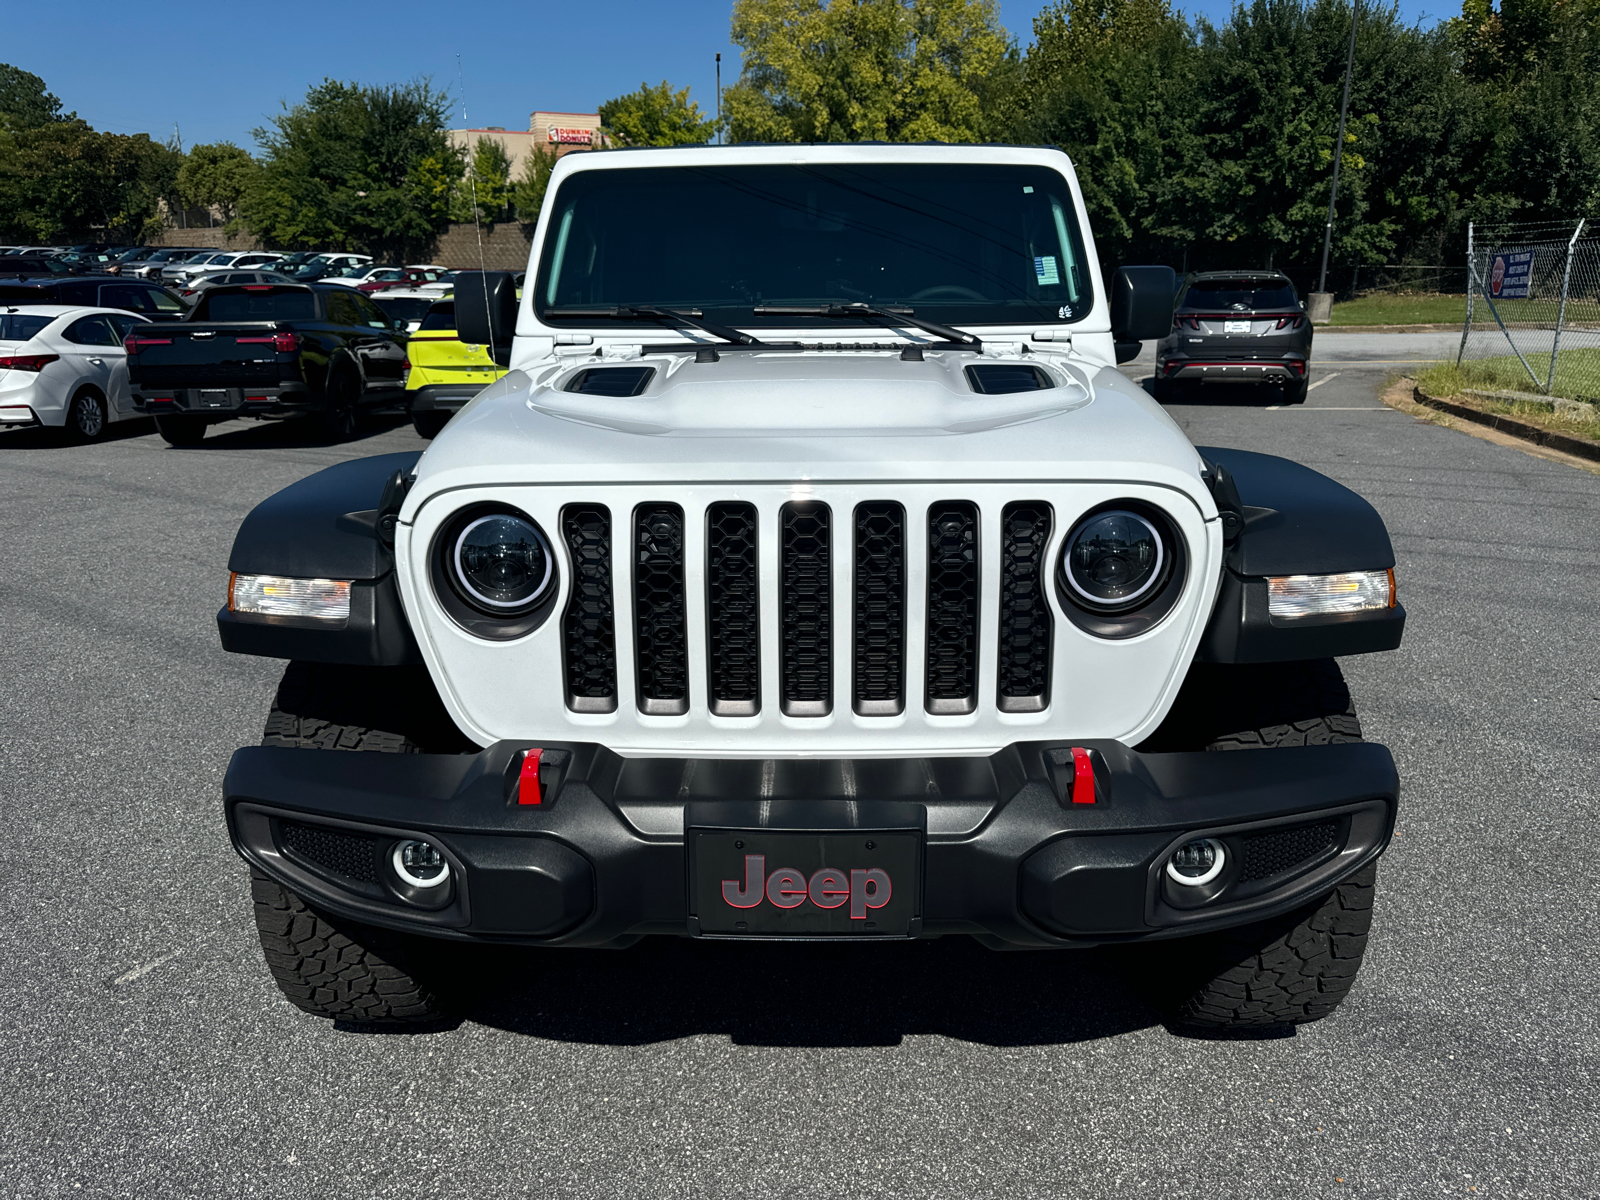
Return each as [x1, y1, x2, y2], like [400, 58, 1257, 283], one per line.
[1, 333, 1596, 1199]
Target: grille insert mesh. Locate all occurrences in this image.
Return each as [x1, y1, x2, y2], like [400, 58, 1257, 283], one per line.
[633, 504, 688, 713]
[706, 501, 760, 715]
[997, 501, 1053, 711]
[925, 501, 979, 713]
[1238, 820, 1340, 882]
[853, 501, 905, 714]
[561, 504, 617, 712]
[281, 822, 378, 884]
[780, 501, 832, 715]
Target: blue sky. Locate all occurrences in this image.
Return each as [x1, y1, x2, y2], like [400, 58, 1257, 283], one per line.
[7, 0, 1456, 151]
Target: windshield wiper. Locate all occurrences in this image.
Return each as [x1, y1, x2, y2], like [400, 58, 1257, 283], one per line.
[753, 303, 981, 350]
[545, 305, 769, 347]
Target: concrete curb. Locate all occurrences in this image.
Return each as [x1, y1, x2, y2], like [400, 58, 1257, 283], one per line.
[1410, 386, 1600, 464]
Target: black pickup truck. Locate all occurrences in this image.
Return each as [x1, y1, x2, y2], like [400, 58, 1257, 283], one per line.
[125, 283, 409, 445]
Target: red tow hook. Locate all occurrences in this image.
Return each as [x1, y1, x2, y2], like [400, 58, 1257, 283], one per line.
[1069, 746, 1097, 804]
[518, 748, 544, 805]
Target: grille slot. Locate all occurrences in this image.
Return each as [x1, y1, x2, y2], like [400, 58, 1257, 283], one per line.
[1238, 820, 1340, 883]
[853, 501, 906, 715]
[281, 821, 378, 884]
[706, 501, 760, 716]
[997, 501, 1054, 712]
[780, 501, 832, 716]
[561, 504, 618, 712]
[633, 503, 689, 714]
[925, 501, 979, 714]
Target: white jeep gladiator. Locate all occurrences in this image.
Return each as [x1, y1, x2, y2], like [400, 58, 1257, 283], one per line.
[218, 144, 1404, 1031]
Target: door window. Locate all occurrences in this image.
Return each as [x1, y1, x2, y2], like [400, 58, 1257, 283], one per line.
[351, 293, 393, 329]
[101, 284, 155, 313]
[144, 287, 186, 313]
[325, 290, 360, 327]
[107, 313, 147, 340]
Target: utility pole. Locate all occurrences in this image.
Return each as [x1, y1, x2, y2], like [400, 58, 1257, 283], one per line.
[716, 53, 723, 145]
[1310, 0, 1359, 323]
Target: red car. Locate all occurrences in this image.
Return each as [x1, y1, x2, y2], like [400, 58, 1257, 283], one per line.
[357, 267, 450, 294]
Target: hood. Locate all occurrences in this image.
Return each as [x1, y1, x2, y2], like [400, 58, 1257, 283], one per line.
[405, 347, 1210, 515]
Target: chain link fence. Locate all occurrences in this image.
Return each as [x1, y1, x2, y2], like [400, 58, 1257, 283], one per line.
[1458, 219, 1600, 401]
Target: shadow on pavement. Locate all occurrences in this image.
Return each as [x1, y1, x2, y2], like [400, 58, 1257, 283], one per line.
[0, 418, 157, 447]
[446, 934, 1170, 1048]
[171, 411, 417, 451]
[1142, 378, 1302, 407]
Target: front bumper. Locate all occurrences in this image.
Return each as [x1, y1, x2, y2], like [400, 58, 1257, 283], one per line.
[225, 739, 1397, 950]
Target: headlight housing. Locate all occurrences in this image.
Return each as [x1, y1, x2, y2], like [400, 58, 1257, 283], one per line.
[1056, 502, 1186, 638]
[431, 505, 560, 639]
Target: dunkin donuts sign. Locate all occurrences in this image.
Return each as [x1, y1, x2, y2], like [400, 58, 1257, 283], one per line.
[547, 126, 593, 145]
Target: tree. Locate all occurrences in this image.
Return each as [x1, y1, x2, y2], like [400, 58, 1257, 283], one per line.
[599, 81, 716, 145]
[0, 117, 181, 242]
[452, 136, 512, 224]
[512, 144, 562, 224]
[240, 78, 462, 258]
[723, 0, 1012, 142]
[176, 142, 259, 222]
[0, 63, 67, 131]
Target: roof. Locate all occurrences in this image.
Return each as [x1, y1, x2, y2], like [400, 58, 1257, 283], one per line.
[0, 304, 148, 320]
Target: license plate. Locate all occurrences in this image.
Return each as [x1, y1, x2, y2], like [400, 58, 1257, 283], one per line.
[1224, 320, 1250, 334]
[691, 830, 920, 937]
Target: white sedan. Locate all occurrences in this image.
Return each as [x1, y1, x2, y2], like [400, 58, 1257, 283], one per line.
[0, 306, 150, 441]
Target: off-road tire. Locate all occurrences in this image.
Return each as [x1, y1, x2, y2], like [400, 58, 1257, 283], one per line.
[411, 410, 450, 439]
[67, 389, 107, 442]
[250, 868, 447, 1025]
[1141, 659, 1376, 1029]
[1281, 377, 1309, 404]
[262, 660, 475, 754]
[1172, 863, 1377, 1029]
[154, 414, 208, 446]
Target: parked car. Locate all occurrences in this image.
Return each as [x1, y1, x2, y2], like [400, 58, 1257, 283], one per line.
[0, 257, 73, 279]
[213, 144, 1406, 1033]
[125, 282, 410, 445]
[271, 252, 323, 271]
[358, 266, 451, 294]
[126, 248, 208, 280]
[160, 250, 230, 283]
[307, 253, 373, 273]
[320, 264, 409, 289]
[0, 305, 151, 440]
[399, 297, 504, 436]
[370, 288, 446, 334]
[178, 271, 298, 301]
[1154, 271, 1313, 403]
[0, 276, 190, 321]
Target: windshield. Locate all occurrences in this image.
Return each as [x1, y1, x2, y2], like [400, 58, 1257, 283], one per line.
[535, 163, 1094, 328]
[1182, 280, 1298, 310]
[375, 296, 433, 322]
[0, 313, 53, 340]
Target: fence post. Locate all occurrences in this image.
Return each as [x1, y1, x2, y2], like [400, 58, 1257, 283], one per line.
[1457, 221, 1473, 367]
[1547, 219, 1585, 394]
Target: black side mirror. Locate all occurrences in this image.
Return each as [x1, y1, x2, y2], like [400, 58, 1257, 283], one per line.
[454, 271, 518, 366]
[1110, 265, 1178, 348]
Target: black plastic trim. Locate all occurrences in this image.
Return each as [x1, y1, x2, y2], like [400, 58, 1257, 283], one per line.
[217, 575, 421, 665]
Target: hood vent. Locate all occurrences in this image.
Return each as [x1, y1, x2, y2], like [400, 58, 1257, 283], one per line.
[566, 366, 655, 397]
[965, 364, 1054, 395]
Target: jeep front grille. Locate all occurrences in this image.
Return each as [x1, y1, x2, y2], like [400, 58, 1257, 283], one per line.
[632, 503, 688, 714]
[561, 504, 618, 712]
[780, 501, 832, 716]
[557, 495, 1065, 720]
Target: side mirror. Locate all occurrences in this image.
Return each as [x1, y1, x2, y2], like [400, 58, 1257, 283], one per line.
[454, 271, 518, 366]
[1110, 265, 1178, 346]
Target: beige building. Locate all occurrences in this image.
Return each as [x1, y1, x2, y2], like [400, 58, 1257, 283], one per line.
[448, 111, 611, 180]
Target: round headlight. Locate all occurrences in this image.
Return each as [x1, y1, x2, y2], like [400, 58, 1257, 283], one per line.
[452, 513, 554, 612]
[1062, 509, 1166, 610]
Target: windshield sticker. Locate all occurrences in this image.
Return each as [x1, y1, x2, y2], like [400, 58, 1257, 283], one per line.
[1034, 256, 1061, 286]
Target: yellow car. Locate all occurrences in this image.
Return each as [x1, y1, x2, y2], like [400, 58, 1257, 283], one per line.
[404, 297, 507, 438]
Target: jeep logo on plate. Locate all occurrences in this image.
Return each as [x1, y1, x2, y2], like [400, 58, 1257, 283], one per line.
[721, 854, 891, 920]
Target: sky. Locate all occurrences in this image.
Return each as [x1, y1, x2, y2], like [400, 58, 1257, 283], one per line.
[6, 0, 1456, 151]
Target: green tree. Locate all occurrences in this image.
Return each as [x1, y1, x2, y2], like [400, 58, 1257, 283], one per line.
[599, 81, 716, 145]
[240, 78, 462, 257]
[453, 136, 512, 223]
[724, 0, 1011, 142]
[0, 117, 180, 242]
[176, 142, 259, 222]
[511, 145, 562, 224]
[0, 63, 67, 131]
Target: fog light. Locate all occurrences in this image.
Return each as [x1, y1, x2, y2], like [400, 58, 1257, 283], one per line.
[1167, 838, 1226, 886]
[229, 572, 351, 620]
[1267, 569, 1394, 618]
[392, 840, 450, 888]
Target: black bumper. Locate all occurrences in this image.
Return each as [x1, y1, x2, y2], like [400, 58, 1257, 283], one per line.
[225, 739, 1397, 950]
[134, 384, 315, 419]
[407, 383, 484, 413]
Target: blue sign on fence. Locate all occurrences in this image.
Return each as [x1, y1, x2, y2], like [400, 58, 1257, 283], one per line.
[1488, 250, 1533, 300]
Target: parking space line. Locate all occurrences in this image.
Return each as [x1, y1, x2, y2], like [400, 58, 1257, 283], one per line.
[1307, 372, 1340, 392]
